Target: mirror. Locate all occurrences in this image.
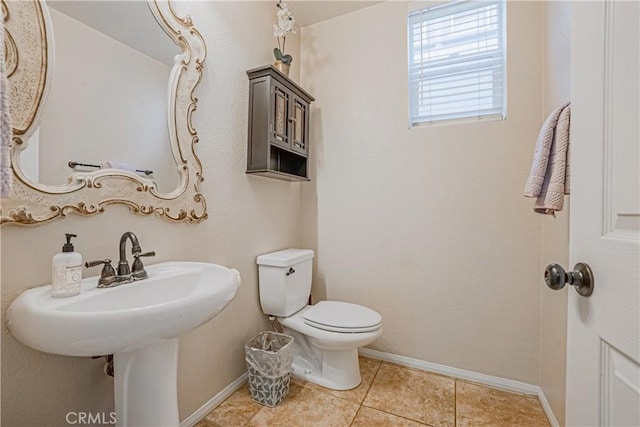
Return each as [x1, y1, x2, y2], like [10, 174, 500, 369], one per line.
[1, 0, 208, 225]
[26, 1, 179, 193]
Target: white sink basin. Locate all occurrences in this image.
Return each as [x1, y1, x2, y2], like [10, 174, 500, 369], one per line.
[8, 261, 241, 426]
[8, 261, 240, 356]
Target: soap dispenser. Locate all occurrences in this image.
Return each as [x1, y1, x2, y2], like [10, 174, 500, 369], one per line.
[51, 233, 83, 297]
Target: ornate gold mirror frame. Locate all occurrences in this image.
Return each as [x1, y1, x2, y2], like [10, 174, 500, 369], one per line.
[0, 0, 207, 226]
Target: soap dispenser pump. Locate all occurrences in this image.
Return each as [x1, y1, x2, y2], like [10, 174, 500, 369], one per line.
[51, 233, 83, 297]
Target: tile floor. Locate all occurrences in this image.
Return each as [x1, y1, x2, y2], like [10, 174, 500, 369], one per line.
[196, 357, 551, 427]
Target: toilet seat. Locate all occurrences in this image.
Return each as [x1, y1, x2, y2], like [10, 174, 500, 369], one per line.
[303, 301, 382, 333]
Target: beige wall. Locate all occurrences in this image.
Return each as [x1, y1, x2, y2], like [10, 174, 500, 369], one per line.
[1, 2, 302, 426]
[539, 1, 571, 425]
[300, 1, 545, 384]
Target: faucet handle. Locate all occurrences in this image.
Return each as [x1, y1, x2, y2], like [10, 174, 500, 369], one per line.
[135, 251, 156, 259]
[84, 259, 118, 288]
[131, 251, 155, 280]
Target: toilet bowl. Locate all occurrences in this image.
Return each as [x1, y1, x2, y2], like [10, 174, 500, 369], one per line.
[257, 249, 383, 390]
[278, 302, 382, 390]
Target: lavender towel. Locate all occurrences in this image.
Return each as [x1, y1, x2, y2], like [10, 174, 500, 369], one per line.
[523, 103, 571, 215]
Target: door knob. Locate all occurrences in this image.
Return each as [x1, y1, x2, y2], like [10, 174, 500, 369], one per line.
[545, 262, 594, 297]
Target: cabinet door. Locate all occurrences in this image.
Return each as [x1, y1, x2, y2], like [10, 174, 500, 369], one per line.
[270, 82, 291, 150]
[289, 95, 309, 156]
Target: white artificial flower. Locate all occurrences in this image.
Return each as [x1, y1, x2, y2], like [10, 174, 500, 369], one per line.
[278, 3, 289, 15]
[274, 2, 295, 37]
[273, 0, 296, 61]
[273, 24, 285, 38]
[283, 17, 295, 33]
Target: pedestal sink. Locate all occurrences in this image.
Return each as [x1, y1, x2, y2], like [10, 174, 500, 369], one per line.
[7, 262, 241, 427]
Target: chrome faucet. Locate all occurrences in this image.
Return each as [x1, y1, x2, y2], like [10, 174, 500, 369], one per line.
[118, 232, 155, 281]
[85, 232, 155, 288]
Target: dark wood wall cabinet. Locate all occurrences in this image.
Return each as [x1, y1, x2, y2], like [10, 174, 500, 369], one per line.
[246, 65, 314, 181]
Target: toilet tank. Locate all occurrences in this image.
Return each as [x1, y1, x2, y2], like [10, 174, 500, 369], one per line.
[257, 249, 314, 317]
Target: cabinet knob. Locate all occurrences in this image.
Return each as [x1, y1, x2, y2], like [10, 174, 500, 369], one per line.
[288, 117, 297, 123]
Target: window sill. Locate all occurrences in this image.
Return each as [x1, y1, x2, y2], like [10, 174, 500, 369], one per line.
[409, 113, 506, 129]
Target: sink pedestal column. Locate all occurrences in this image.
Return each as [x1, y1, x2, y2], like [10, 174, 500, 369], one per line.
[114, 338, 179, 427]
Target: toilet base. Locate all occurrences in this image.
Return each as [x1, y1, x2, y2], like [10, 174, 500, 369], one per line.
[285, 327, 362, 390]
[291, 348, 361, 390]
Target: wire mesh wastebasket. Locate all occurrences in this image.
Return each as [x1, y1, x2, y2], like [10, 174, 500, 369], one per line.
[245, 331, 294, 407]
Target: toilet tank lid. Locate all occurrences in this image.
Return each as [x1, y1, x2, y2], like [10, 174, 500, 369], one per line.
[257, 249, 314, 267]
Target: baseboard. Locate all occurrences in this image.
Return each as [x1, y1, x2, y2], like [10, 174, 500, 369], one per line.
[359, 348, 559, 426]
[180, 372, 248, 427]
[359, 348, 539, 394]
[537, 388, 560, 427]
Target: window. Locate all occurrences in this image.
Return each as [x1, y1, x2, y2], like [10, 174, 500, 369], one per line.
[408, 0, 506, 125]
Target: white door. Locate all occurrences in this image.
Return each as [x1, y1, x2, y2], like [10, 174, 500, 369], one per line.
[566, 1, 640, 426]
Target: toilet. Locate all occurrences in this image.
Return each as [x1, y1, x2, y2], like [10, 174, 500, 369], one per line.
[257, 249, 382, 390]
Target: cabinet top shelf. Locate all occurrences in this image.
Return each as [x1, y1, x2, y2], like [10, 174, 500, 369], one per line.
[247, 65, 315, 103]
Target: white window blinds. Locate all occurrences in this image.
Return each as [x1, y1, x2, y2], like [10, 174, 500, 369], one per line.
[408, 0, 506, 125]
